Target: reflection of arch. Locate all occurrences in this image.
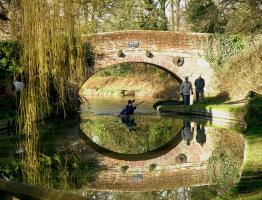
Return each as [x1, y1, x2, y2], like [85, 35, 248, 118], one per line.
[78, 126, 183, 161]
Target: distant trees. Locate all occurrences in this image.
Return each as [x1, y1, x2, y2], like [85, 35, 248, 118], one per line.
[84, 0, 188, 32]
[223, 0, 262, 34]
[186, 0, 262, 34]
[1, 0, 261, 35]
[84, 0, 168, 32]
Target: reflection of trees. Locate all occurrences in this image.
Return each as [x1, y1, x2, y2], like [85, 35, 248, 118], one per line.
[207, 129, 244, 192]
[29, 141, 101, 190]
[189, 186, 218, 200]
[0, 119, 101, 190]
[86, 190, 180, 200]
[37, 152, 100, 190]
[80, 115, 183, 154]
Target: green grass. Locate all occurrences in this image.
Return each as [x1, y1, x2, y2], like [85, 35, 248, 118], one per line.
[155, 93, 246, 122]
[242, 97, 262, 173]
[225, 96, 262, 199]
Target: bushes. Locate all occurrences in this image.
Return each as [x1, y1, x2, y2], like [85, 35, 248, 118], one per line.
[205, 35, 262, 99]
[0, 40, 21, 77]
[0, 159, 21, 181]
[0, 40, 21, 95]
[219, 38, 262, 99]
[205, 34, 247, 73]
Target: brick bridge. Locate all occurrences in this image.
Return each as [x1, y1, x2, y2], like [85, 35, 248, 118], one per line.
[83, 30, 215, 95]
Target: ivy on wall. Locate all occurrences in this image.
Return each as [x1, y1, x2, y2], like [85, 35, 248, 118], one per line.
[204, 34, 247, 73]
[204, 34, 262, 99]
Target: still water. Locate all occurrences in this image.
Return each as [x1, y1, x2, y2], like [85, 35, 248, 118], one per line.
[78, 97, 245, 194]
[1, 97, 245, 200]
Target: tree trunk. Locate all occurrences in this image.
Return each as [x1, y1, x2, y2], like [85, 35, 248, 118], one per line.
[170, 0, 175, 31]
[175, 0, 181, 31]
[159, 0, 168, 30]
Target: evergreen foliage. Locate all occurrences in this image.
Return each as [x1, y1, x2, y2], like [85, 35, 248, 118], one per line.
[186, 0, 262, 34]
[204, 34, 247, 72]
[0, 41, 21, 74]
[186, 0, 226, 33]
[0, 41, 21, 90]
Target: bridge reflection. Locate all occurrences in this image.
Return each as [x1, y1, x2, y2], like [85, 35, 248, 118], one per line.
[79, 113, 244, 192]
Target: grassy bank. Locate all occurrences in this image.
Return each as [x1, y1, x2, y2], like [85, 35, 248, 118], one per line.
[229, 96, 262, 199]
[155, 94, 245, 122]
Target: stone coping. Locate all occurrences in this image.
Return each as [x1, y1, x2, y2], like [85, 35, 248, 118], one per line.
[157, 105, 244, 124]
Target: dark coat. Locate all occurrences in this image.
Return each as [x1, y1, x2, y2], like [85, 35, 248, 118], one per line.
[194, 77, 205, 92]
[120, 104, 136, 115]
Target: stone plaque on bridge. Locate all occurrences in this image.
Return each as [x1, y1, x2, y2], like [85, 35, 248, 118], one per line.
[128, 41, 139, 48]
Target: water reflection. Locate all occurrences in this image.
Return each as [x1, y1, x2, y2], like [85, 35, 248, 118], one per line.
[0, 98, 246, 199]
[80, 113, 184, 154]
[181, 119, 194, 146]
[79, 105, 245, 193]
[120, 114, 137, 132]
[196, 123, 206, 147]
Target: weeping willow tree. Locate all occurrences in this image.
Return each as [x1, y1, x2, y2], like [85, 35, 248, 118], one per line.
[18, 0, 96, 184]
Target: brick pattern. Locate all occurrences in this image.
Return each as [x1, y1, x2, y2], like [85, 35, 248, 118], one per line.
[84, 31, 217, 96]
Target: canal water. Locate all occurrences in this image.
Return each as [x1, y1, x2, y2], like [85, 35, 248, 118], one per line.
[1, 97, 246, 199]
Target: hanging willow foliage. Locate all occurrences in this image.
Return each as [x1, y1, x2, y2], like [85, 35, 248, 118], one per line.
[18, 0, 94, 184]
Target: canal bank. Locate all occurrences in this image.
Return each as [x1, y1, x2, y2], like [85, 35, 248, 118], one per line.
[154, 99, 245, 123]
[231, 96, 262, 199]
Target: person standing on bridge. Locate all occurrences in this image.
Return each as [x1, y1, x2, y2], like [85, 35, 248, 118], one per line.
[194, 75, 205, 103]
[180, 77, 193, 105]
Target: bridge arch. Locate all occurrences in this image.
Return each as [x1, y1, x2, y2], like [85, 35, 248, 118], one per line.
[82, 59, 183, 87]
[83, 30, 216, 95]
[96, 57, 182, 81]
